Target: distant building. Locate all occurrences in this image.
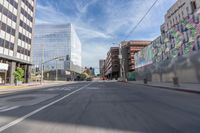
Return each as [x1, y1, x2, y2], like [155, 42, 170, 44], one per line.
[104, 47, 120, 79]
[0, 0, 36, 84]
[160, 0, 200, 58]
[134, 0, 200, 83]
[161, 0, 200, 33]
[90, 67, 95, 76]
[99, 59, 105, 78]
[83, 67, 95, 77]
[32, 24, 82, 80]
[119, 40, 151, 80]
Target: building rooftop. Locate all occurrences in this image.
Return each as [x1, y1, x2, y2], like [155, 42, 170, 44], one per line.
[121, 40, 151, 47]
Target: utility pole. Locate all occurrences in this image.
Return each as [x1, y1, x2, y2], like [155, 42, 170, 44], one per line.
[119, 43, 126, 82]
[119, 43, 123, 79]
[122, 59, 126, 80]
[41, 44, 44, 84]
[173, 58, 179, 86]
[55, 58, 58, 81]
[55, 49, 58, 81]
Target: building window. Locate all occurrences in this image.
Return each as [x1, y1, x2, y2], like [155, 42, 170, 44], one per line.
[20, 20, 32, 33]
[192, 45, 196, 51]
[0, 38, 4, 47]
[186, 7, 189, 16]
[191, 1, 197, 13]
[21, 8, 33, 22]
[176, 16, 178, 23]
[4, 41, 9, 49]
[197, 36, 200, 50]
[7, 0, 18, 9]
[0, 4, 17, 22]
[21, 0, 34, 12]
[9, 42, 14, 50]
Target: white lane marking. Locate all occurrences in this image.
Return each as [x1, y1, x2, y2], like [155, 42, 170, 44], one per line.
[0, 82, 93, 132]
[45, 87, 74, 91]
[0, 106, 8, 110]
[63, 88, 71, 91]
[86, 87, 100, 90]
[0, 106, 19, 112]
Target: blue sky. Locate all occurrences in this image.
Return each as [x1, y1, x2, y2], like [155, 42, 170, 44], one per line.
[35, 0, 176, 70]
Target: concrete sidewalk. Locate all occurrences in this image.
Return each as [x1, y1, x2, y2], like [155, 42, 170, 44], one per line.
[0, 81, 75, 95]
[129, 81, 200, 94]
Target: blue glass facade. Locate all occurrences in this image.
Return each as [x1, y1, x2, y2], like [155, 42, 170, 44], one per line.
[32, 24, 82, 74]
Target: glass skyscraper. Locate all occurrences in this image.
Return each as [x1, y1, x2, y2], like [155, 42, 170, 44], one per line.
[32, 23, 82, 80]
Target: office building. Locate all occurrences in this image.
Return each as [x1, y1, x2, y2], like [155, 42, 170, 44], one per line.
[0, 0, 36, 84]
[84, 67, 95, 76]
[32, 24, 82, 80]
[99, 59, 105, 78]
[104, 47, 120, 79]
[162, 0, 200, 32]
[119, 40, 150, 80]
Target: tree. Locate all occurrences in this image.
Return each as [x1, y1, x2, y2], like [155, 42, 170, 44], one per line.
[13, 67, 25, 82]
[80, 72, 90, 80]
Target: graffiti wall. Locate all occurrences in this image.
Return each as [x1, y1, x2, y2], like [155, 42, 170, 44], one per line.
[153, 9, 200, 63]
[135, 9, 200, 83]
[134, 44, 153, 68]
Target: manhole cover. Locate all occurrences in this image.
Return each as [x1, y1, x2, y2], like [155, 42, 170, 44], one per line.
[8, 96, 36, 102]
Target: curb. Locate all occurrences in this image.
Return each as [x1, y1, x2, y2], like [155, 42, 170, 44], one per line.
[0, 84, 41, 89]
[0, 82, 75, 95]
[129, 82, 200, 94]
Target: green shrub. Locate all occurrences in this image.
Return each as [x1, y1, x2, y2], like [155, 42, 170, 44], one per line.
[13, 67, 25, 82]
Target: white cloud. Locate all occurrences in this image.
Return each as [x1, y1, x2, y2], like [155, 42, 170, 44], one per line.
[76, 26, 112, 39]
[101, 0, 176, 38]
[36, 4, 69, 24]
[36, 1, 111, 39]
[74, 0, 97, 13]
[35, 0, 177, 68]
[82, 43, 113, 68]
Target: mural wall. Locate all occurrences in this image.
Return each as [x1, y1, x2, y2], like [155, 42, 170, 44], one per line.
[135, 9, 200, 83]
[153, 9, 200, 64]
[134, 44, 153, 68]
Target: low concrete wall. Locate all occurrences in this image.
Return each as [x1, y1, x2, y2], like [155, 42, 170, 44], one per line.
[135, 51, 200, 84]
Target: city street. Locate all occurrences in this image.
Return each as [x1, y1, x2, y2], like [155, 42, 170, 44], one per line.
[0, 81, 200, 133]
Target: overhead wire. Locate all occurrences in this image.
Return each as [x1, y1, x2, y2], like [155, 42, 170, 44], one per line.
[124, 0, 160, 40]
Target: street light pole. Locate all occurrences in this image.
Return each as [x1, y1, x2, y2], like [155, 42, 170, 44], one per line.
[55, 58, 58, 81]
[40, 55, 65, 82]
[122, 59, 126, 80]
[41, 44, 44, 84]
[119, 43, 125, 80]
[119, 42, 127, 82]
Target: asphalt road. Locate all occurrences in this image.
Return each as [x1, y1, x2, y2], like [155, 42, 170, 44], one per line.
[0, 81, 200, 133]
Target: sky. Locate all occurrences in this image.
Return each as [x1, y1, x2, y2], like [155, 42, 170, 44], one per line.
[35, 0, 176, 72]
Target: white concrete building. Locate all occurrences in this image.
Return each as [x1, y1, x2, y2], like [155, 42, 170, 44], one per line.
[0, 0, 36, 84]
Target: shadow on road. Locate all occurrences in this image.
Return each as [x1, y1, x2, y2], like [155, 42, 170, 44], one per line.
[0, 82, 200, 133]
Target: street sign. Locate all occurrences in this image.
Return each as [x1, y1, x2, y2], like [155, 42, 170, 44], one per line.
[0, 63, 8, 71]
[65, 71, 70, 75]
